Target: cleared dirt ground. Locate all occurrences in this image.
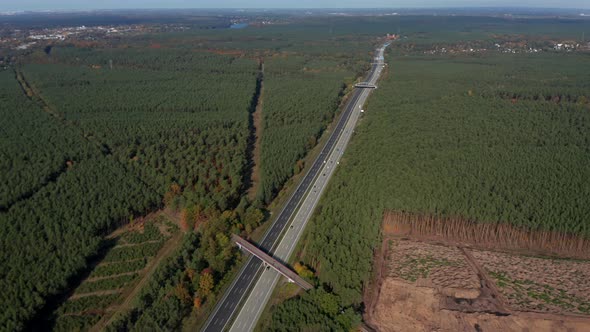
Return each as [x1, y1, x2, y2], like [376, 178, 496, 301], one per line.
[365, 238, 590, 332]
[472, 249, 590, 315]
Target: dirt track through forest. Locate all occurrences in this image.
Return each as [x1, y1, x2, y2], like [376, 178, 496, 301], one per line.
[247, 62, 264, 200]
[86, 271, 140, 283]
[70, 289, 123, 301]
[111, 239, 161, 248]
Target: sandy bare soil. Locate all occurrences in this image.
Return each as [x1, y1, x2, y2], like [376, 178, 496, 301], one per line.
[366, 239, 590, 332]
[371, 278, 590, 332]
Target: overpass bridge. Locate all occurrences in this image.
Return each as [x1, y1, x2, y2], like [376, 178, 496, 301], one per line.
[231, 234, 313, 290]
[354, 82, 377, 89]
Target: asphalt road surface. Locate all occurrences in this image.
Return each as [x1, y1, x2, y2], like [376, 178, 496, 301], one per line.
[202, 42, 390, 332]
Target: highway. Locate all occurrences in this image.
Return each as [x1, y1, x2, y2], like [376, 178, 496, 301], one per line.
[202, 42, 389, 332]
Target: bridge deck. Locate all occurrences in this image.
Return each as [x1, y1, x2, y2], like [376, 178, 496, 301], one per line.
[232, 234, 313, 290]
[354, 82, 377, 88]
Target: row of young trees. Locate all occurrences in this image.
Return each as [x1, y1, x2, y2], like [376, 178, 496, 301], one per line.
[104, 200, 264, 331]
[51, 217, 176, 331]
[269, 52, 590, 327]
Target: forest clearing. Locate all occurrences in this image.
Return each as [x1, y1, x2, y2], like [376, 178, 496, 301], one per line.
[364, 217, 590, 331]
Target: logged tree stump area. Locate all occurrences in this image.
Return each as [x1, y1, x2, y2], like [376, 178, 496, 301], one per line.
[363, 211, 590, 332]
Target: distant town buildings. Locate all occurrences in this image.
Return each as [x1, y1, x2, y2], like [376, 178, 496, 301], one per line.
[421, 39, 588, 55]
[553, 43, 579, 51]
[0, 23, 191, 52]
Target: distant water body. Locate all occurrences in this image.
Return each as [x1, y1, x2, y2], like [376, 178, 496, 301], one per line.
[230, 23, 248, 29]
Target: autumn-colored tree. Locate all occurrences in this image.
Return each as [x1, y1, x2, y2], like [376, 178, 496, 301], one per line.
[174, 282, 192, 304]
[293, 262, 314, 279]
[180, 207, 198, 231]
[170, 183, 181, 195]
[293, 162, 301, 175]
[193, 296, 202, 309]
[199, 272, 214, 297]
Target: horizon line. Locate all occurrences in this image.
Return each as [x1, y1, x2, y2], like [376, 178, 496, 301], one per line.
[2, 6, 590, 12]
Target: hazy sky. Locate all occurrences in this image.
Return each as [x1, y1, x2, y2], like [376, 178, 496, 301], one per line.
[0, 0, 590, 11]
[2, 0, 589, 11]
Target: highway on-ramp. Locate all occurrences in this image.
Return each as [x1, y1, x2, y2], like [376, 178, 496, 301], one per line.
[202, 42, 390, 332]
